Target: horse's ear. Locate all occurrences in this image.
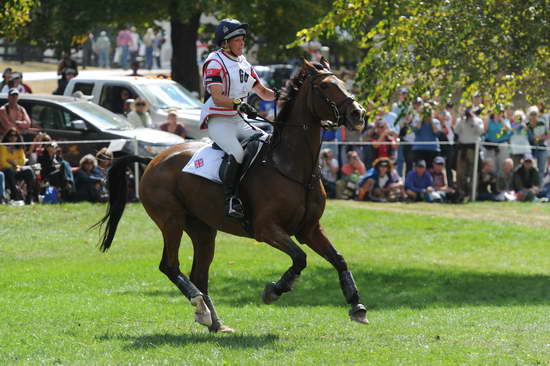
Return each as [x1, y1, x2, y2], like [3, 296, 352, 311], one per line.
[320, 57, 331, 70]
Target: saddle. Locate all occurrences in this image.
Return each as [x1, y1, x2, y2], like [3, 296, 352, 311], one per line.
[214, 132, 268, 183]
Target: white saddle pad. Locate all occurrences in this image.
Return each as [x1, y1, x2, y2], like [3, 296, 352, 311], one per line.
[182, 145, 225, 184]
[182, 135, 269, 184]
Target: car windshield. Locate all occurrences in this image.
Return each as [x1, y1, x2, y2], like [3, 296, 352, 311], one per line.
[65, 101, 133, 130]
[139, 82, 202, 109]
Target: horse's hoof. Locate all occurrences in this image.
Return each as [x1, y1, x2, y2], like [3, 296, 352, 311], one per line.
[262, 282, 280, 304]
[191, 296, 212, 327]
[349, 304, 369, 325]
[209, 322, 236, 333]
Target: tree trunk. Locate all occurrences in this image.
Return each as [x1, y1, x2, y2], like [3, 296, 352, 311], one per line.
[171, 8, 201, 94]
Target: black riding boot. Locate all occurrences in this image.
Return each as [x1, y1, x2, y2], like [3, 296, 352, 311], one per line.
[223, 155, 244, 219]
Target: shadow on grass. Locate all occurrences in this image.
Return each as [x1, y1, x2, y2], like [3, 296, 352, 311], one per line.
[98, 332, 278, 350]
[126, 266, 550, 310]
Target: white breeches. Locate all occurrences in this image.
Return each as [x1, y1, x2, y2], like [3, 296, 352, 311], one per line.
[207, 115, 264, 164]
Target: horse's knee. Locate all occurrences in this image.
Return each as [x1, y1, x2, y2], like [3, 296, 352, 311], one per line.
[159, 261, 177, 281]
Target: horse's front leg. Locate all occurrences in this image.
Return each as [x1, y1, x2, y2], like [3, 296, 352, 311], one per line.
[257, 226, 307, 304]
[297, 223, 368, 324]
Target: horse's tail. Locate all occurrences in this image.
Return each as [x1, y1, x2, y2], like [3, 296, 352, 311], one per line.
[90, 154, 152, 252]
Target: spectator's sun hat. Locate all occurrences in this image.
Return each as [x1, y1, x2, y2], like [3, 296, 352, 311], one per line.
[434, 156, 445, 165]
[523, 153, 534, 162]
[3, 67, 12, 75]
[415, 160, 427, 167]
[8, 88, 19, 96]
[167, 108, 178, 116]
[527, 105, 539, 116]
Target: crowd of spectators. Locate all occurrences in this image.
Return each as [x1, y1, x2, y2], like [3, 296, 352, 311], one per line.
[0, 125, 112, 205]
[321, 87, 550, 204]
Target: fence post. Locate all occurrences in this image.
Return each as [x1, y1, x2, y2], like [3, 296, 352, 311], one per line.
[132, 138, 140, 200]
[471, 141, 480, 202]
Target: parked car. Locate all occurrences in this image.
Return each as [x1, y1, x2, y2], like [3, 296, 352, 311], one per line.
[0, 94, 185, 166]
[63, 76, 206, 139]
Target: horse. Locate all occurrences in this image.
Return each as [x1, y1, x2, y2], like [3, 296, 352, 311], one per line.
[94, 59, 368, 333]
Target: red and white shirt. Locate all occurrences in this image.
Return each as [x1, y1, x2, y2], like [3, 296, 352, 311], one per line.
[199, 49, 259, 129]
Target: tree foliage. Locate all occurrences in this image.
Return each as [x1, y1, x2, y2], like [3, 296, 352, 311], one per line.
[0, 0, 37, 40]
[297, 0, 550, 108]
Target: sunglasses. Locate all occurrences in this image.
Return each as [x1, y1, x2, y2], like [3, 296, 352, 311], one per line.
[136, 103, 146, 106]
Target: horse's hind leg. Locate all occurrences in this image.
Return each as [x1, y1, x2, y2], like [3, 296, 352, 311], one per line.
[158, 214, 212, 328]
[257, 226, 307, 304]
[297, 223, 368, 324]
[186, 217, 234, 333]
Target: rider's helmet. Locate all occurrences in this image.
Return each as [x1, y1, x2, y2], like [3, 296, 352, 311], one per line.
[214, 19, 248, 46]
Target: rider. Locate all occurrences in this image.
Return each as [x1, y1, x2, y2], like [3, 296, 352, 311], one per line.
[200, 19, 278, 219]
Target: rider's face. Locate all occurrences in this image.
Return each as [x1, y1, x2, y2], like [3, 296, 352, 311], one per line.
[227, 36, 245, 56]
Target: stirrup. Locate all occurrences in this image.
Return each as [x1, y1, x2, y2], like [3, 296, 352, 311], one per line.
[226, 196, 245, 219]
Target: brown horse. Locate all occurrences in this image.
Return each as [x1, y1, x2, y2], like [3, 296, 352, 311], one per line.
[94, 59, 368, 332]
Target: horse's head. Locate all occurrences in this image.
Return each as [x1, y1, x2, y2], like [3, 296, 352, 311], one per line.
[302, 58, 366, 131]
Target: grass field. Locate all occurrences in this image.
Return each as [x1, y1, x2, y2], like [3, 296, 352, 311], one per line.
[1, 201, 549, 365]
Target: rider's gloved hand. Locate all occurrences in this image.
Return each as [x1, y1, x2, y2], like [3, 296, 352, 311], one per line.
[238, 102, 257, 119]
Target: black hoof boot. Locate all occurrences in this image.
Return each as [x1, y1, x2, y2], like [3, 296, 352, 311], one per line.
[349, 303, 369, 324]
[262, 282, 280, 304]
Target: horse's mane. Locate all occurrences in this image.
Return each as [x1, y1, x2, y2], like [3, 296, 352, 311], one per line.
[276, 62, 326, 123]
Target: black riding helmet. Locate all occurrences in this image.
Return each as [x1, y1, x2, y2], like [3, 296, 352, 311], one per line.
[214, 19, 248, 46]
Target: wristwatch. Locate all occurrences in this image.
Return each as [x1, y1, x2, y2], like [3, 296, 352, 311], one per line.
[232, 98, 242, 110]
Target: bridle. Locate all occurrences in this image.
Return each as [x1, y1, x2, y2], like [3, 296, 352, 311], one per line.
[309, 72, 357, 128]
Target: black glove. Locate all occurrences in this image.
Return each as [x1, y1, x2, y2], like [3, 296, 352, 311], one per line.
[238, 102, 257, 119]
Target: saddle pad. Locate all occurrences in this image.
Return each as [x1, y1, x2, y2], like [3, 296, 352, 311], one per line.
[182, 134, 269, 184]
[182, 145, 225, 184]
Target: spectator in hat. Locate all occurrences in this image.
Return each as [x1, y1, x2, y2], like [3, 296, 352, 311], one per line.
[0, 68, 12, 91]
[454, 106, 484, 200]
[0, 88, 32, 136]
[405, 159, 435, 201]
[93, 147, 113, 180]
[412, 103, 440, 169]
[357, 157, 404, 202]
[160, 108, 187, 138]
[526, 105, 548, 185]
[53, 68, 77, 95]
[430, 156, 456, 202]
[513, 153, 540, 201]
[127, 98, 153, 128]
[0, 72, 25, 94]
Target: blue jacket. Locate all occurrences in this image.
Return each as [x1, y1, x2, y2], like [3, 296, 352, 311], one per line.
[405, 170, 433, 193]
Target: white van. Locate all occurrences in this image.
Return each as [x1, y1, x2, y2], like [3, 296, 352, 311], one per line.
[64, 76, 207, 139]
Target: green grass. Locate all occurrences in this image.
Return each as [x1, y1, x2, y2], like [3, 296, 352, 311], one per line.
[1, 202, 549, 365]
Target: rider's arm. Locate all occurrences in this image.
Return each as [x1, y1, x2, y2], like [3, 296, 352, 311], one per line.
[252, 81, 276, 101]
[209, 85, 238, 109]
